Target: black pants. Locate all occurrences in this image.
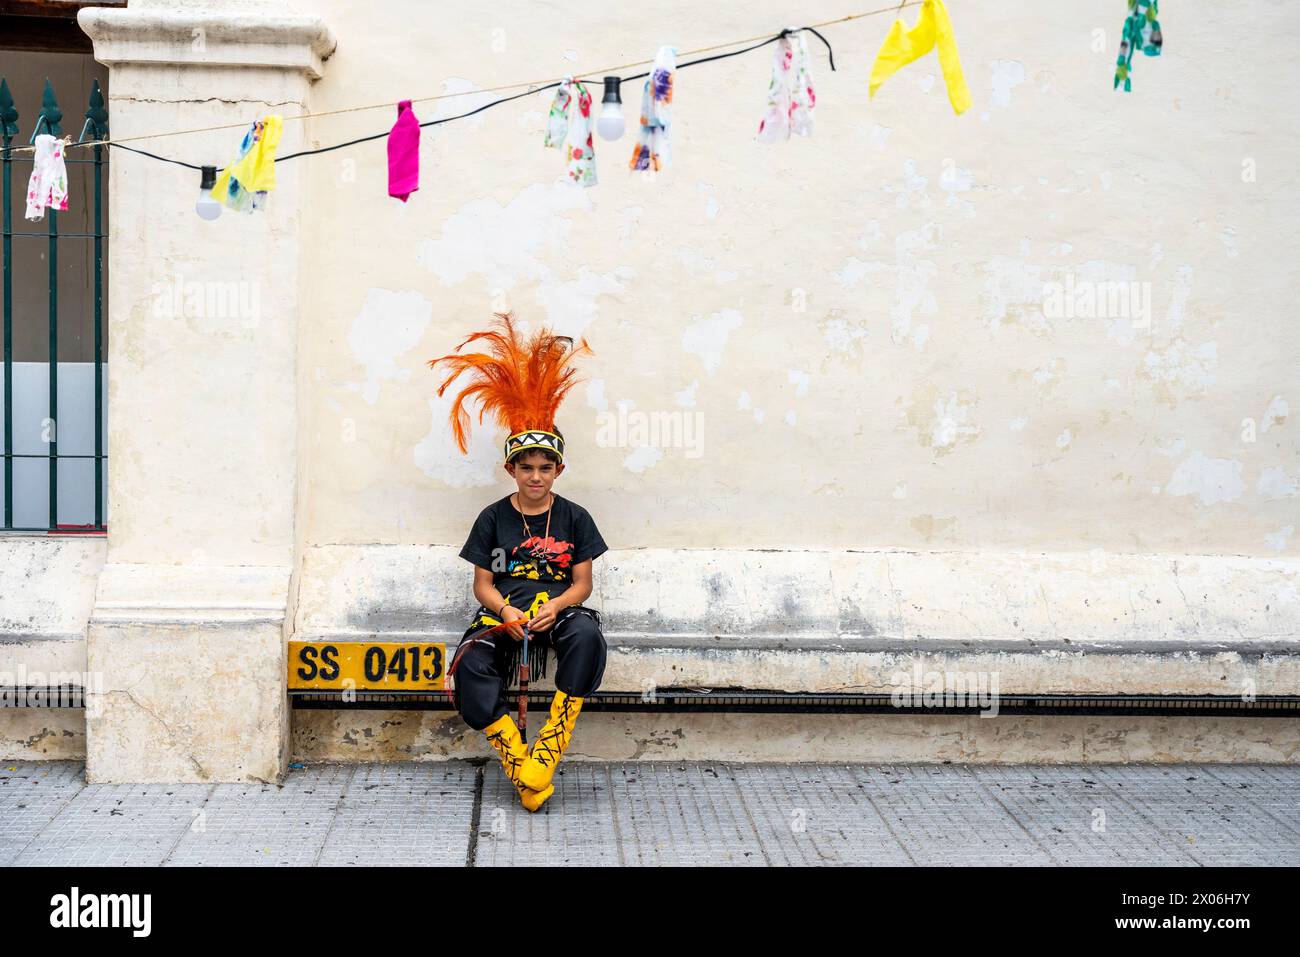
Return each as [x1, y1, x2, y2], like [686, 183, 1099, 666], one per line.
[453, 606, 607, 731]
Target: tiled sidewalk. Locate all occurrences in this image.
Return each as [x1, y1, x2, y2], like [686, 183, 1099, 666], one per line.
[2, 761, 1297, 866]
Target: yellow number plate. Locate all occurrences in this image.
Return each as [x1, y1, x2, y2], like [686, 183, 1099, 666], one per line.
[288, 641, 446, 691]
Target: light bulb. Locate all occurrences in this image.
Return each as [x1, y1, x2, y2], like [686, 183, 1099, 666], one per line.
[597, 75, 624, 141]
[196, 165, 221, 221]
[195, 191, 221, 221]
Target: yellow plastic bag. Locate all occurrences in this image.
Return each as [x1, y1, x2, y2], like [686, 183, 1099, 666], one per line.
[211, 115, 283, 211]
[869, 0, 971, 116]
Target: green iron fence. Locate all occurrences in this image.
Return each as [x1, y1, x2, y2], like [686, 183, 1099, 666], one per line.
[0, 75, 107, 534]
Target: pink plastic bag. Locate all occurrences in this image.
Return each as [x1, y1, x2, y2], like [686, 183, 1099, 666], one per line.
[388, 100, 420, 202]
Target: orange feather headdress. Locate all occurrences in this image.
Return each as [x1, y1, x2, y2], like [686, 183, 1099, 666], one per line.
[426, 312, 593, 463]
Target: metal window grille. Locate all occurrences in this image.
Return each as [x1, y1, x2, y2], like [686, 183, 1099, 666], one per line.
[0, 75, 108, 534]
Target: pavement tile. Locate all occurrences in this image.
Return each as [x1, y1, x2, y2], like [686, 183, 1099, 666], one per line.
[1, 761, 1296, 867]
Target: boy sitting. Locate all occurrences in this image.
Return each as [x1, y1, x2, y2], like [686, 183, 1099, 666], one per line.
[428, 314, 607, 812]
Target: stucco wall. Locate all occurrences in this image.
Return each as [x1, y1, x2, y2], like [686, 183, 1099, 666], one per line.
[5, 0, 1299, 772]
[288, 0, 1298, 556]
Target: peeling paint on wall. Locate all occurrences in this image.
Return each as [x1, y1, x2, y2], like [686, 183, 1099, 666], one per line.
[857, 123, 892, 148]
[1220, 228, 1240, 258]
[1256, 467, 1299, 501]
[416, 182, 591, 288]
[985, 59, 1025, 114]
[882, 159, 930, 210]
[681, 308, 743, 375]
[835, 258, 871, 288]
[911, 513, 958, 540]
[696, 181, 721, 219]
[1166, 452, 1245, 506]
[675, 245, 716, 276]
[285, 0, 1300, 558]
[534, 265, 634, 336]
[345, 288, 432, 404]
[1156, 437, 1187, 458]
[1141, 339, 1218, 403]
[624, 445, 664, 473]
[1164, 265, 1194, 331]
[1265, 526, 1294, 552]
[821, 309, 870, 360]
[889, 225, 940, 348]
[981, 254, 1046, 333]
[1261, 396, 1288, 432]
[940, 164, 974, 214]
[413, 393, 498, 487]
[902, 383, 982, 455]
[432, 77, 494, 128]
[618, 206, 643, 239]
[414, 180, 631, 337]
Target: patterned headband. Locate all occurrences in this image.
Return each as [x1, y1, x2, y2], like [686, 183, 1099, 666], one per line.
[505, 429, 565, 463]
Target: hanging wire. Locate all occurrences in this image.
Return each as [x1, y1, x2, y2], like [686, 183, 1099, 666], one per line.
[0, 1, 921, 169]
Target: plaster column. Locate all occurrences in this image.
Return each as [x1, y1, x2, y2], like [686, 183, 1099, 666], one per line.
[78, 0, 335, 782]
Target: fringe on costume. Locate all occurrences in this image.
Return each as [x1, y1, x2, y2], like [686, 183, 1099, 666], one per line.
[450, 606, 603, 696]
[500, 631, 551, 691]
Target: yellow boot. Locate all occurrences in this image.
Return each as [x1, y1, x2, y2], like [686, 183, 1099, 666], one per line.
[484, 713, 553, 812]
[518, 691, 583, 792]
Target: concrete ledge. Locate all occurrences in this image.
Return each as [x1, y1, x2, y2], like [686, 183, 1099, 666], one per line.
[3, 541, 1295, 769]
[0, 540, 100, 731]
[84, 562, 294, 783]
[0, 537, 105, 643]
[283, 639, 1300, 698]
[613, 645, 1299, 696]
[291, 710, 1300, 764]
[297, 544, 1300, 642]
[89, 561, 292, 626]
[294, 544, 1300, 696]
[78, 5, 337, 79]
[0, 634, 88, 676]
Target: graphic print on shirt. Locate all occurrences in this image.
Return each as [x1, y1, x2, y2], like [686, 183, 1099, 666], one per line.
[468, 533, 574, 633]
[471, 587, 552, 633]
[459, 494, 607, 639]
[509, 534, 574, 582]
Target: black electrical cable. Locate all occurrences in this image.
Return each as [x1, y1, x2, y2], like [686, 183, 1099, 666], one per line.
[276, 83, 544, 162]
[80, 24, 836, 172]
[803, 27, 838, 70]
[107, 141, 203, 170]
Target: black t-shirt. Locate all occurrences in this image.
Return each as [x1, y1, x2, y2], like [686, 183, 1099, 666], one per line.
[459, 493, 608, 631]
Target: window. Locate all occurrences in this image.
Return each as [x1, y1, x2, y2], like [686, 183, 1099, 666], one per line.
[1, 16, 110, 534]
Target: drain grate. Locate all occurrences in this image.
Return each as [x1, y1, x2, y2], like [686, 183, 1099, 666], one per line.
[288, 689, 1300, 716]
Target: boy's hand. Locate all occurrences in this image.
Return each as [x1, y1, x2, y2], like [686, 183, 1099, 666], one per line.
[528, 600, 561, 633]
[500, 605, 528, 641]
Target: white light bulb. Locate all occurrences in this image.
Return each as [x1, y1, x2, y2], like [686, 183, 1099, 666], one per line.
[597, 101, 625, 141]
[195, 166, 222, 221]
[597, 76, 625, 141]
[195, 189, 222, 221]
